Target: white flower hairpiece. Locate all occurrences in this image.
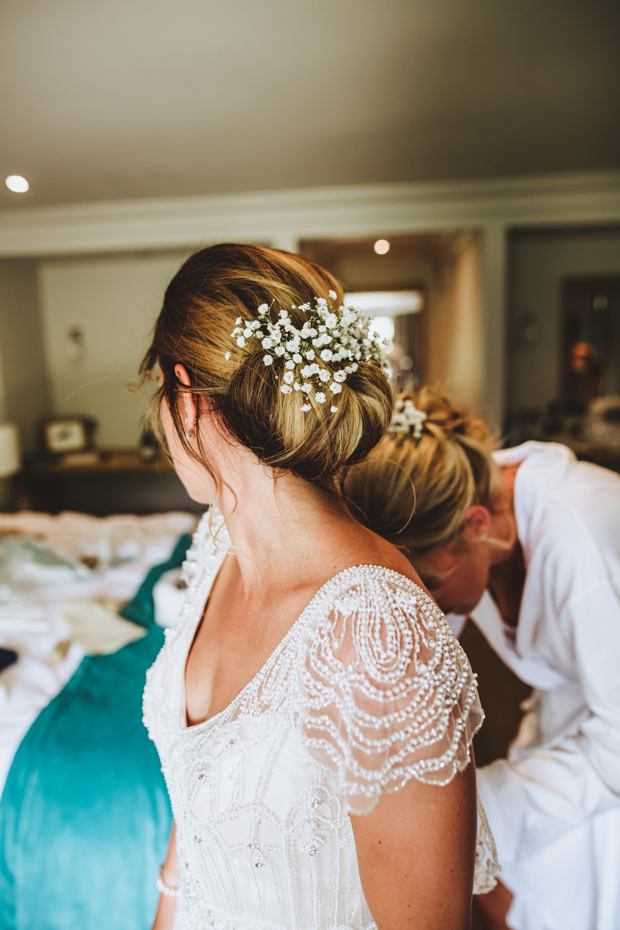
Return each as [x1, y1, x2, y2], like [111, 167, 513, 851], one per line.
[229, 290, 389, 412]
[389, 398, 427, 439]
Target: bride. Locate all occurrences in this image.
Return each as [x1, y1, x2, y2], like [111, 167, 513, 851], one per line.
[141, 243, 496, 930]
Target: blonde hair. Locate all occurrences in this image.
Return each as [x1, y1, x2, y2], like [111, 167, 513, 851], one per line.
[342, 387, 499, 551]
[141, 243, 393, 489]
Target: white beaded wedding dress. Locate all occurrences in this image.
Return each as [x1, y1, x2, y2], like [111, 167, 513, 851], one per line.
[143, 511, 498, 930]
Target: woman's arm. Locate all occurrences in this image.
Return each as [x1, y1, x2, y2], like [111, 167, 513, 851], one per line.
[477, 579, 620, 867]
[351, 762, 478, 930]
[152, 823, 179, 930]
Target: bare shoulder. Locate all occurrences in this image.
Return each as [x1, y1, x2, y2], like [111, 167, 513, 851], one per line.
[319, 515, 426, 592]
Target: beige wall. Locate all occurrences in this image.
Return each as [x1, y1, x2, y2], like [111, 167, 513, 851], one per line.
[0, 175, 615, 449]
[1, 171, 618, 432]
[37, 250, 188, 448]
[427, 234, 483, 411]
[0, 260, 51, 452]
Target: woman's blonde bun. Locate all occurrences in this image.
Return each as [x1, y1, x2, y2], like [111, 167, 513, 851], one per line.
[343, 387, 498, 551]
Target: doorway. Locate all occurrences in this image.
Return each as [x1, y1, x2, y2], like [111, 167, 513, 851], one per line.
[299, 232, 483, 410]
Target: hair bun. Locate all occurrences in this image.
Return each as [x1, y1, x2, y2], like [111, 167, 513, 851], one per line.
[344, 386, 497, 552]
[410, 387, 491, 446]
[142, 243, 395, 489]
[222, 352, 393, 483]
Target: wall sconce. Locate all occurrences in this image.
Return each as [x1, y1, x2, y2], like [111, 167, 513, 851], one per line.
[66, 326, 86, 364]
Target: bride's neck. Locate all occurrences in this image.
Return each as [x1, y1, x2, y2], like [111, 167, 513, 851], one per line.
[215, 456, 350, 587]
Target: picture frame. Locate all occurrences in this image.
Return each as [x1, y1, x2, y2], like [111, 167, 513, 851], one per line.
[42, 417, 97, 454]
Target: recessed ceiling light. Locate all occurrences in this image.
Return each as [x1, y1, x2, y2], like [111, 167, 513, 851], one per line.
[5, 175, 29, 193]
[373, 239, 390, 255]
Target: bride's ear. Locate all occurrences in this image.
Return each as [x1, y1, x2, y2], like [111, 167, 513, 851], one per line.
[174, 363, 199, 428]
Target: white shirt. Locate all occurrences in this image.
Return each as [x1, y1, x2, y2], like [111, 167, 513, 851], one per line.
[450, 442, 620, 930]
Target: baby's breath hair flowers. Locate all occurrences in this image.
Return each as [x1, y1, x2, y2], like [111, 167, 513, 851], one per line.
[388, 397, 427, 439]
[229, 291, 389, 412]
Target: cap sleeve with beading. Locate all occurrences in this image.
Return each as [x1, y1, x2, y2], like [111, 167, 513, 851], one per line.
[297, 566, 483, 816]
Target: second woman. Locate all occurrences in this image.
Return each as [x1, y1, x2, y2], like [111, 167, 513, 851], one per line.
[344, 388, 620, 930]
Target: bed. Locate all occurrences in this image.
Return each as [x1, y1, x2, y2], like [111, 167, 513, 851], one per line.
[0, 510, 198, 930]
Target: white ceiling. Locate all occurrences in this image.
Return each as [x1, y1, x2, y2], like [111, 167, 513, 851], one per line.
[1, 0, 619, 209]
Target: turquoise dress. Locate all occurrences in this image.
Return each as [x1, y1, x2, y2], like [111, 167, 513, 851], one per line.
[0, 534, 191, 930]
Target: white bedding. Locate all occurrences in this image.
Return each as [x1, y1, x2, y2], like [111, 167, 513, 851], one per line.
[0, 510, 197, 794]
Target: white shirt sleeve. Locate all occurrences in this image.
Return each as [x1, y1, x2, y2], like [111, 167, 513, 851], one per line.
[477, 577, 620, 865]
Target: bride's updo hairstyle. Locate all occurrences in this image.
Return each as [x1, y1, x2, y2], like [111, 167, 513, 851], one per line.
[141, 243, 393, 487]
[343, 387, 499, 551]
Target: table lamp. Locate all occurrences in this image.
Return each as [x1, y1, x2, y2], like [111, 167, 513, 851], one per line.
[0, 424, 20, 511]
[0, 424, 20, 478]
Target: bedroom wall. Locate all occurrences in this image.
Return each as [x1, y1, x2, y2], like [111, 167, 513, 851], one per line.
[0, 171, 617, 445]
[427, 233, 483, 411]
[0, 260, 51, 453]
[37, 250, 188, 449]
[508, 226, 620, 417]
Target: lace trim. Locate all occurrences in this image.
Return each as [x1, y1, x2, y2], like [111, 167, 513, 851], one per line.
[475, 795, 500, 894]
[296, 568, 484, 815]
[179, 510, 219, 587]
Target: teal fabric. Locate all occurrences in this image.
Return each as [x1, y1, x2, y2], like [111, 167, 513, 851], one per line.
[0, 534, 192, 930]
